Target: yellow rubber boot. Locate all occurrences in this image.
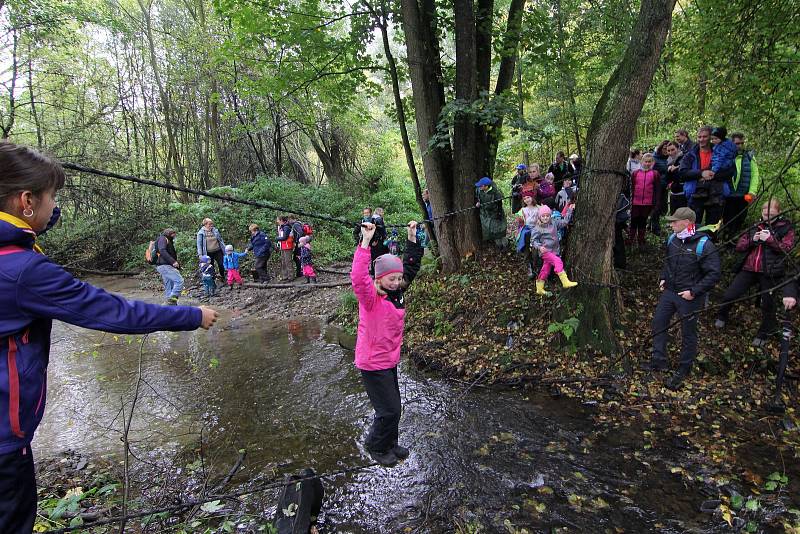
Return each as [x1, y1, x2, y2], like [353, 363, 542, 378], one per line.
[535, 280, 551, 296]
[557, 271, 578, 288]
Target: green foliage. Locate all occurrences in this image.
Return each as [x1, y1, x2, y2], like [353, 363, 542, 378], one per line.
[41, 174, 418, 271]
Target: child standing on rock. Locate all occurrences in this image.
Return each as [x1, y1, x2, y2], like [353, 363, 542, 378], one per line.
[299, 236, 317, 284]
[350, 221, 423, 466]
[222, 244, 247, 291]
[530, 205, 578, 296]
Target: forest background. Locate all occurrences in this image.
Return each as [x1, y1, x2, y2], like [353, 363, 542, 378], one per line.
[0, 0, 798, 269]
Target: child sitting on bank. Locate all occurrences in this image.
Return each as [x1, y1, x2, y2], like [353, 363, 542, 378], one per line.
[299, 236, 317, 284]
[199, 255, 216, 298]
[222, 244, 248, 291]
[350, 221, 424, 467]
[530, 205, 578, 296]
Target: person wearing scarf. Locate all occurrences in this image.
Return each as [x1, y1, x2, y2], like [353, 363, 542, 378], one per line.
[642, 207, 721, 390]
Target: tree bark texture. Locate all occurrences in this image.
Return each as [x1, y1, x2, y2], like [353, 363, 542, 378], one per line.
[401, 0, 469, 272]
[369, 1, 435, 242]
[559, 0, 676, 353]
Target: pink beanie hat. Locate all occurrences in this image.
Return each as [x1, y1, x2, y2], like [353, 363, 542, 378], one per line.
[538, 205, 552, 217]
[374, 254, 403, 279]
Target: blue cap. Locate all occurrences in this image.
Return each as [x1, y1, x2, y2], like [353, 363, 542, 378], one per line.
[516, 164, 527, 170]
[475, 177, 492, 188]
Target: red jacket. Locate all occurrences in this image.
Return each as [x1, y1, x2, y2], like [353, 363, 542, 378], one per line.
[737, 218, 795, 275]
[631, 169, 661, 207]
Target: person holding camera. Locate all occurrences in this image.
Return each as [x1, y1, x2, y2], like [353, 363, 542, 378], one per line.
[715, 199, 795, 347]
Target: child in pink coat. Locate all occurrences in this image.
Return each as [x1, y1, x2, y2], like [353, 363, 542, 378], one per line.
[350, 221, 423, 466]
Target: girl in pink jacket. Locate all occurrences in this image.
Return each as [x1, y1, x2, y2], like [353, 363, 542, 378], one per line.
[350, 221, 423, 466]
[629, 153, 662, 247]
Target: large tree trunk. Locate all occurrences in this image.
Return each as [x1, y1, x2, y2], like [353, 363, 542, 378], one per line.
[369, 0, 435, 242]
[558, 0, 676, 352]
[401, 0, 466, 272]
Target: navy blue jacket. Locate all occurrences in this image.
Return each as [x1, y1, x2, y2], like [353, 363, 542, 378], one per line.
[247, 230, 272, 258]
[0, 216, 202, 454]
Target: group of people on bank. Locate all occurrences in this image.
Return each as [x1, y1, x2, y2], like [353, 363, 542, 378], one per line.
[152, 214, 318, 303]
[470, 126, 794, 392]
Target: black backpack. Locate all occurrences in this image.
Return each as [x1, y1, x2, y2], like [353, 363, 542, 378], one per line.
[274, 468, 324, 534]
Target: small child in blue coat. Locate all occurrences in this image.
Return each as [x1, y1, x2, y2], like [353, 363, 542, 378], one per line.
[199, 255, 216, 297]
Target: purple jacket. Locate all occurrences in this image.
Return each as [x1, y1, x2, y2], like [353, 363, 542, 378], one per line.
[0, 215, 202, 454]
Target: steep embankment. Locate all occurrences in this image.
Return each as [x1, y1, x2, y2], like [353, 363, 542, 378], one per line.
[403, 246, 800, 528]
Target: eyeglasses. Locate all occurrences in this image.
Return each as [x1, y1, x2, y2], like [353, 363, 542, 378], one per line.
[733, 141, 744, 146]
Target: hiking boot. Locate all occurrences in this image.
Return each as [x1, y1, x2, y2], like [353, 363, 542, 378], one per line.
[368, 449, 398, 467]
[392, 445, 410, 460]
[714, 319, 726, 329]
[665, 367, 690, 391]
[640, 359, 669, 372]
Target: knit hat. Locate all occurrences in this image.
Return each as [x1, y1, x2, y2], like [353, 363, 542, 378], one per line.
[570, 154, 579, 161]
[666, 207, 696, 222]
[475, 177, 492, 188]
[200, 255, 210, 262]
[538, 205, 552, 217]
[710, 126, 727, 140]
[522, 190, 535, 199]
[516, 164, 527, 171]
[225, 244, 233, 252]
[374, 253, 403, 279]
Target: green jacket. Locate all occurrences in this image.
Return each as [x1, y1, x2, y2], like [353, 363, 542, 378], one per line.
[476, 185, 506, 241]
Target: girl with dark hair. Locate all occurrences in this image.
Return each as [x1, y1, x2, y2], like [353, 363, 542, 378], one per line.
[0, 142, 218, 531]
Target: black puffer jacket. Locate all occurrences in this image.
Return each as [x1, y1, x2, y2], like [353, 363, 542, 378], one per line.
[660, 231, 721, 297]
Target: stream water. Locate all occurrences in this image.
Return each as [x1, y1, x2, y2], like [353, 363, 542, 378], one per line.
[33, 277, 716, 533]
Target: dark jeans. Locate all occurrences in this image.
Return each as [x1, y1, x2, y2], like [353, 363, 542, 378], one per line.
[293, 246, 302, 278]
[523, 231, 541, 275]
[360, 366, 401, 453]
[722, 196, 749, 241]
[0, 445, 36, 534]
[254, 255, 271, 281]
[717, 271, 779, 337]
[690, 200, 724, 228]
[613, 223, 627, 269]
[208, 249, 226, 280]
[652, 289, 704, 368]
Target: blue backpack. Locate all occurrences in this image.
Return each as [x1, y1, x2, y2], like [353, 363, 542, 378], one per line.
[667, 233, 708, 256]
